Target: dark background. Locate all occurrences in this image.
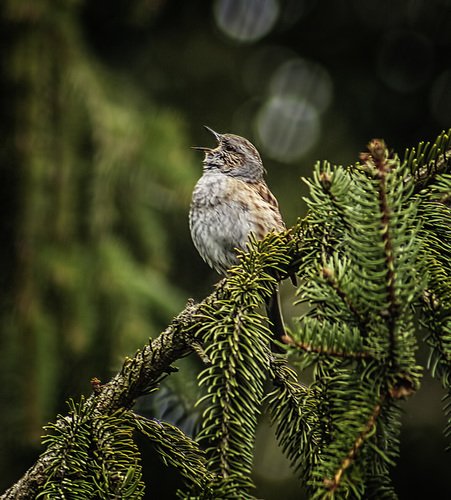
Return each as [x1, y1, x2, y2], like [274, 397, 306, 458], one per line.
[1, 0, 450, 497]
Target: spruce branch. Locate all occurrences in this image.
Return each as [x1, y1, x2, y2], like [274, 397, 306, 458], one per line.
[195, 232, 294, 497]
[267, 355, 327, 492]
[287, 135, 430, 497]
[359, 139, 400, 364]
[131, 412, 214, 495]
[88, 409, 145, 498]
[404, 129, 451, 193]
[320, 265, 369, 329]
[323, 399, 384, 494]
[282, 333, 371, 360]
[416, 170, 451, 446]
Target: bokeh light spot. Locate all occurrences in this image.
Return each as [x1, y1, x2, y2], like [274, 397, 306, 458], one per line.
[256, 96, 320, 162]
[213, 0, 279, 43]
[270, 58, 333, 113]
[254, 57, 331, 162]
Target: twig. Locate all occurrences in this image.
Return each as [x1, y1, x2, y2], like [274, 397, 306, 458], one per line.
[282, 334, 371, 360]
[323, 401, 383, 493]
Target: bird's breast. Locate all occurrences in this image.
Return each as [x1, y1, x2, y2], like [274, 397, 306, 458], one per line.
[190, 173, 232, 207]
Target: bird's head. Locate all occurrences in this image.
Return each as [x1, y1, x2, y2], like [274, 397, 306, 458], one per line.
[193, 126, 265, 181]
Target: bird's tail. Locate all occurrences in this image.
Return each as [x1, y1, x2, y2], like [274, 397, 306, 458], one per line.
[265, 286, 286, 352]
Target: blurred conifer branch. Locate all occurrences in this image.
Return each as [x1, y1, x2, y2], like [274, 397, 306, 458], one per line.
[2, 130, 450, 499]
[0, 0, 197, 476]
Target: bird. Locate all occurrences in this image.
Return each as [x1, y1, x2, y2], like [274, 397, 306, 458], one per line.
[189, 125, 288, 349]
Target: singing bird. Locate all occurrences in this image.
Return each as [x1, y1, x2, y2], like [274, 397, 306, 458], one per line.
[189, 126, 288, 346]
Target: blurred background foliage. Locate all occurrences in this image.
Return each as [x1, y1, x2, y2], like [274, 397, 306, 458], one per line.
[0, 0, 450, 497]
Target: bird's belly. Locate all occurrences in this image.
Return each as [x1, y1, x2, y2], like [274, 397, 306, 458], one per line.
[190, 202, 254, 274]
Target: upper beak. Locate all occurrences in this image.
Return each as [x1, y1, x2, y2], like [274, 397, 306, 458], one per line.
[203, 125, 222, 141]
[191, 125, 222, 152]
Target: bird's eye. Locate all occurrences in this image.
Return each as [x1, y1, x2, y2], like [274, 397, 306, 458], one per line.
[224, 142, 236, 153]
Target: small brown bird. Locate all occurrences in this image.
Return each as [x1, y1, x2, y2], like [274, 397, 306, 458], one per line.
[189, 126, 287, 346]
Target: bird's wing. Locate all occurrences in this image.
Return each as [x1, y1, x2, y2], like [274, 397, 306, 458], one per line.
[251, 181, 286, 232]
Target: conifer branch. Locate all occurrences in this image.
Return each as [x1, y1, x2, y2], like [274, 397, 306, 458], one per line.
[320, 266, 366, 326]
[402, 129, 451, 192]
[323, 400, 383, 494]
[130, 412, 214, 494]
[412, 146, 451, 193]
[282, 333, 371, 360]
[267, 357, 323, 478]
[195, 232, 294, 496]
[2, 232, 296, 499]
[359, 139, 401, 366]
[317, 168, 353, 234]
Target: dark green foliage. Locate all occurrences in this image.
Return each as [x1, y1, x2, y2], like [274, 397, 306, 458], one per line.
[38, 398, 97, 498]
[132, 413, 213, 496]
[38, 399, 145, 499]
[266, 359, 322, 479]
[401, 132, 451, 446]
[280, 137, 426, 497]
[415, 166, 451, 445]
[37, 399, 213, 499]
[194, 233, 292, 498]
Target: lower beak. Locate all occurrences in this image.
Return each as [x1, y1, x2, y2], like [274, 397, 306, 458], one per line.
[191, 146, 212, 152]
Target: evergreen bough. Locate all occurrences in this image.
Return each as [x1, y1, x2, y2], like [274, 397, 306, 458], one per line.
[2, 130, 450, 499]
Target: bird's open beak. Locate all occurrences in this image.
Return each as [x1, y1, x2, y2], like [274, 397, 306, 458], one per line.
[191, 125, 222, 151]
